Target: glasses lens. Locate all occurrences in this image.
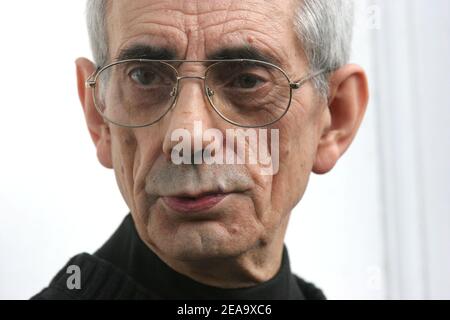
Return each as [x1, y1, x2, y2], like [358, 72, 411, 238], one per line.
[205, 60, 292, 127]
[94, 61, 178, 127]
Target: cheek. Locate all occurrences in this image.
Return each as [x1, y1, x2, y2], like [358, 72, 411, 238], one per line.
[110, 129, 139, 209]
[110, 128, 163, 215]
[131, 129, 167, 221]
[269, 97, 322, 211]
[281, 90, 323, 162]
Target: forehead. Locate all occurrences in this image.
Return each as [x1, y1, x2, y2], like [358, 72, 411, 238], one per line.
[107, 0, 300, 65]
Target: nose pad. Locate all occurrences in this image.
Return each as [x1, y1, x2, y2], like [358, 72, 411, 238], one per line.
[167, 77, 212, 110]
[206, 87, 215, 97]
[169, 87, 177, 97]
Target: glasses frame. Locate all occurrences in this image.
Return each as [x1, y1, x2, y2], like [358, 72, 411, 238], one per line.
[86, 59, 328, 128]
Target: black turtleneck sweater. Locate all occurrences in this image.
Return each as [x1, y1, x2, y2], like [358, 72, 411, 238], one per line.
[31, 214, 325, 300]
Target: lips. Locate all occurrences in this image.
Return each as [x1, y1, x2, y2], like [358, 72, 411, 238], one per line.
[162, 192, 228, 213]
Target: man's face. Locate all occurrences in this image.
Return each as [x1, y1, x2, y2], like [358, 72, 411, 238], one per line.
[103, 0, 327, 261]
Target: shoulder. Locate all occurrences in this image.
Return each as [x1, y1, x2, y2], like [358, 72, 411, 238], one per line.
[30, 253, 157, 300]
[294, 275, 327, 300]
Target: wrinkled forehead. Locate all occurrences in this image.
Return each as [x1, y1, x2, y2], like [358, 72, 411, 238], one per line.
[106, 0, 300, 67]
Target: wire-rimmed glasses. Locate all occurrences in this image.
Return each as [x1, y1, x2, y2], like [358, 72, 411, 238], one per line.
[86, 59, 327, 128]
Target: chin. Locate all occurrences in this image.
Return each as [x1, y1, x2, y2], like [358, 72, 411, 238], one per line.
[155, 221, 258, 262]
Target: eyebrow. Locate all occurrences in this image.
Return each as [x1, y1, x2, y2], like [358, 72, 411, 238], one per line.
[115, 44, 177, 62]
[207, 46, 282, 66]
[114, 44, 281, 66]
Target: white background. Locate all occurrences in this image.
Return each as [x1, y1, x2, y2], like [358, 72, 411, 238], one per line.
[0, 0, 449, 299]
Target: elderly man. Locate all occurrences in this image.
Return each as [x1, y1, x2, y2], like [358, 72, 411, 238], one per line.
[32, 0, 368, 300]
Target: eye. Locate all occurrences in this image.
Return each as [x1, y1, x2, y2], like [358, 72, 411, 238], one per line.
[129, 67, 158, 86]
[229, 73, 267, 90]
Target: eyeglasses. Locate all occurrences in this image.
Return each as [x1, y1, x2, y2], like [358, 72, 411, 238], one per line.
[86, 59, 327, 128]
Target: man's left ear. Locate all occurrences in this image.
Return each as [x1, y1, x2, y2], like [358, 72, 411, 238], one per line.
[312, 64, 369, 174]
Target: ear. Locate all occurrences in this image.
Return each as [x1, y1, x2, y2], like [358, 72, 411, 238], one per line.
[76, 58, 113, 169]
[312, 64, 369, 174]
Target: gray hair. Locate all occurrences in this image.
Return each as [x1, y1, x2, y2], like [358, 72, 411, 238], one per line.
[294, 0, 354, 96]
[86, 0, 109, 68]
[86, 0, 354, 97]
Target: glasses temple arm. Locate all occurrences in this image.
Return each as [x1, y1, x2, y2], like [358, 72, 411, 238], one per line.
[290, 69, 331, 90]
[85, 67, 102, 88]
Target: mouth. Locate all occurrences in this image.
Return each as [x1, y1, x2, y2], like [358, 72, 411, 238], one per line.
[161, 192, 230, 213]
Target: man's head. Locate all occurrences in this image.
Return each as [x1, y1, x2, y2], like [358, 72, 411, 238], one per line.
[76, 0, 368, 267]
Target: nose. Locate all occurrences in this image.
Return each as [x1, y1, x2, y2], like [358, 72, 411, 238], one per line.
[162, 76, 222, 163]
